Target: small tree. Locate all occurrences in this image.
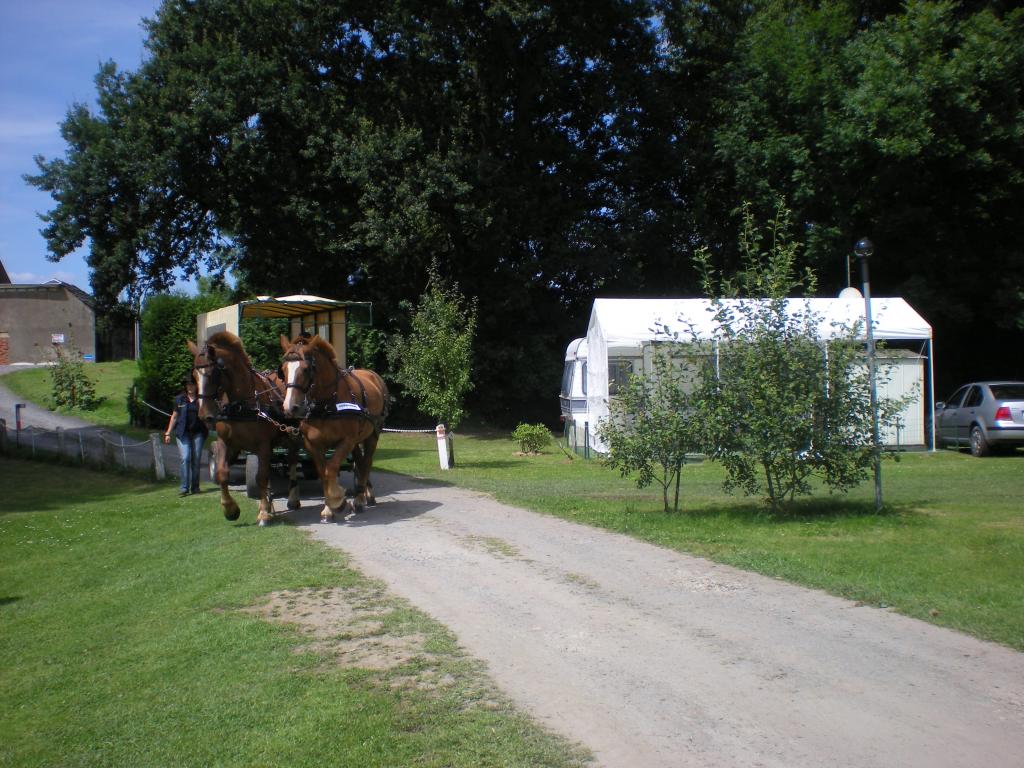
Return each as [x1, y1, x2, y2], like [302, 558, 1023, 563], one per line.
[690, 201, 905, 508]
[390, 261, 478, 432]
[49, 343, 100, 410]
[597, 345, 702, 513]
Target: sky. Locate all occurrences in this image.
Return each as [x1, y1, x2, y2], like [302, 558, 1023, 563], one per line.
[0, 0, 162, 290]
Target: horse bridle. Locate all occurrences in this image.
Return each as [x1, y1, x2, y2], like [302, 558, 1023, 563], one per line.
[193, 344, 227, 401]
[280, 351, 316, 395]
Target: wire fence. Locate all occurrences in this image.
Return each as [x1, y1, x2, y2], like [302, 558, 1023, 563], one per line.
[0, 418, 176, 480]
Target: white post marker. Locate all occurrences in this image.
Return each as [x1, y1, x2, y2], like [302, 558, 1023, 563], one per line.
[436, 424, 451, 470]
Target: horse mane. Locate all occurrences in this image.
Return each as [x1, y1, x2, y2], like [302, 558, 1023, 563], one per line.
[207, 330, 253, 367]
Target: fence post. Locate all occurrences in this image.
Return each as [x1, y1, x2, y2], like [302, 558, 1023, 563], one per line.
[15, 403, 24, 448]
[120, 435, 128, 468]
[78, 432, 85, 463]
[0, 418, 6, 454]
[57, 427, 65, 456]
[151, 433, 166, 480]
[435, 424, 451, 470]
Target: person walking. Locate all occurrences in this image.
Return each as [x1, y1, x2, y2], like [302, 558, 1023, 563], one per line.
[164, 378, 208, 496]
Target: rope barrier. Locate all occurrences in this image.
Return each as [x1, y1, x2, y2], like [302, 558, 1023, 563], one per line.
[141, 399, 172, 418]
[381, 427, 437, 434]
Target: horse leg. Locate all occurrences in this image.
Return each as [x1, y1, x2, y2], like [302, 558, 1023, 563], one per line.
[286, 444, 301, 511]
[352, 432, 380, 512]
[322, 439, 356, 520]
[217, 441, 241, 521]
[255, 443, 275, 527]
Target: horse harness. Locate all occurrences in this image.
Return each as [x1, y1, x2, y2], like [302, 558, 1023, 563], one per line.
[194, 343, 300, 436]
[280, 348, 385, 434]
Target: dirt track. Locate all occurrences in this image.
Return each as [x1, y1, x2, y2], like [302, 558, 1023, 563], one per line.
[289, 472, 1024, 768]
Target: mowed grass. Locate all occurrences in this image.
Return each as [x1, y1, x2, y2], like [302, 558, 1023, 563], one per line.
[0, 457, 587, 768]
[374, 430, 1024, 650]
[2, 361, 149, 439]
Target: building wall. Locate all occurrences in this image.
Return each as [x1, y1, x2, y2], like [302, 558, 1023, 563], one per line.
[0, 285, 96, 363]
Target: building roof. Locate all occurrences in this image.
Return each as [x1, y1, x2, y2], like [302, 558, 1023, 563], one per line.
[0, 279, 94, 309]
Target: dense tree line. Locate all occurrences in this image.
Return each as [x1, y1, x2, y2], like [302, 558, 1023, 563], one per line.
[28, 0, 1024, 424]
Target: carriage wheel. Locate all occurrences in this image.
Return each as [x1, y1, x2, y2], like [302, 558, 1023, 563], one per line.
[208, 448, 218, 486]
[245, 454, 260, 499]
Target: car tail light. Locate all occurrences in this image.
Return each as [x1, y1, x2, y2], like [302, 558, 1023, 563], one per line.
[994, 406, 1012, 421]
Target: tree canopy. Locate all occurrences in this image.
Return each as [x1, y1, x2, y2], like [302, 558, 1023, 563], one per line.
[27, 0, 1024, 422]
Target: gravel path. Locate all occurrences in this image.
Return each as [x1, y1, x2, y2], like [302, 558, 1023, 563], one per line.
[292, 473, 1024, 768]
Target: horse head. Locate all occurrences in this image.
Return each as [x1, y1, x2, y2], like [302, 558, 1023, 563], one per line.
[279, 334, 338, 417]
[188, 338, 226, 421]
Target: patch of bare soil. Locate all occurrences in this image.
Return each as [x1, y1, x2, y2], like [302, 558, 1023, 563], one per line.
[242, 586, 427, 672]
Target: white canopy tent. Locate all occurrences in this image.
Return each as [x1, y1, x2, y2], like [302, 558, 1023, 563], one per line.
[577, 297, 934, 453]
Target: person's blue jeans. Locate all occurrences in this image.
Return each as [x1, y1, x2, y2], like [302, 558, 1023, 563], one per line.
[176, 433, 206, 493]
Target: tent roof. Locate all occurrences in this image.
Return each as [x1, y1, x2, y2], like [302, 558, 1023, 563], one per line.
[588, 297, 931, 345]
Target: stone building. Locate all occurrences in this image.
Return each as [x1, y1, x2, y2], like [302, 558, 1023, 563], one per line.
[0, 259, 96, 365]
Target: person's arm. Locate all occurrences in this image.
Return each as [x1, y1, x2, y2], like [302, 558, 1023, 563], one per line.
[164, 402, 178, 443]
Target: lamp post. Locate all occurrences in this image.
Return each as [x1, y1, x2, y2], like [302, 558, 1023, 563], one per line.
[854, 237, 882, 511]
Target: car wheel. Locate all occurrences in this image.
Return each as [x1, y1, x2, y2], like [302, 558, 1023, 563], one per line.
[970, 425, 991, 457]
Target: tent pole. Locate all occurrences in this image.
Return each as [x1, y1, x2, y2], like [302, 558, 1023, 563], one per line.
[928, 337, 936, 452]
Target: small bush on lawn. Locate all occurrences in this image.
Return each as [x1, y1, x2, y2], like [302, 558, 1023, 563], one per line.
[512, 423, 552, 454]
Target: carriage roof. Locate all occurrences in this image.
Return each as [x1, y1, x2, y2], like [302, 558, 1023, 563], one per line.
[197, 294, 372, 368]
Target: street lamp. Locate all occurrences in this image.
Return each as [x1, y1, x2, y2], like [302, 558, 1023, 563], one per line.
[854, 237, 882, 511]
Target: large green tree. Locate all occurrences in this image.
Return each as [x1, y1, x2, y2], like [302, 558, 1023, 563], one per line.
[26, 0, 1024, 424]
[28, 0, 664, 423]
[703, 0, 1024, 390]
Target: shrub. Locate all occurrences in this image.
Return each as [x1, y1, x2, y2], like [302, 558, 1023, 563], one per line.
[49, 344, 100, 410]
[512, 423, 552, 454]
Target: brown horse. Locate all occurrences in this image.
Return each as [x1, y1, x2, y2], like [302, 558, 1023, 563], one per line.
[188, 332, 302, 526]
[279, 334, 389, 522]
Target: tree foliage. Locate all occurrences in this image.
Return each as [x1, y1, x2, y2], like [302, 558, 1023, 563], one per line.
[691, 203, 906, 508]
[390, 263, 477, 430]
[24, 0, 1024, 422]
[597, 345, 702, 513]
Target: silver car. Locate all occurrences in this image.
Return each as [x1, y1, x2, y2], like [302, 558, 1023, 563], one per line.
[936, 381, 1024, 456]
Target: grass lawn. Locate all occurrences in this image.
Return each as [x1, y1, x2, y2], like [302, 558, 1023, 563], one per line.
[373, 430, 1024, 651]
[0, 457, 587, 768]
[2, 361, 150, 439]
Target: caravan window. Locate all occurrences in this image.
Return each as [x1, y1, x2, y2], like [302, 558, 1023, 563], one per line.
[608, 359, 635, 395]
[561, 362, 574, 397]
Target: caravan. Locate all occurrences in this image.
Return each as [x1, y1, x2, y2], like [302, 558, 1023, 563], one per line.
[562, 297, 935, 456]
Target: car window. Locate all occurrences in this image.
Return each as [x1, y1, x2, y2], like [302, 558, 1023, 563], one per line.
[990, 384, 1024, 400]
[963, 386, 984, 408]
[944, 386, 968, 408]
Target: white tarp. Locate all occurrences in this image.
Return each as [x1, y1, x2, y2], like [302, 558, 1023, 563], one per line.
[583, 297, 933, 452]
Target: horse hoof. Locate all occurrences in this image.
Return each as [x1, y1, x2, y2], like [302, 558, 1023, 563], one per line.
[224, 508, 241, 521]
[287, 500, 301, 511]
[258, 518, 270, 528]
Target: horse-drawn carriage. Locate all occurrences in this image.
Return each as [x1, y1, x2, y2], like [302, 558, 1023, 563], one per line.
[193, 295, 386, 525]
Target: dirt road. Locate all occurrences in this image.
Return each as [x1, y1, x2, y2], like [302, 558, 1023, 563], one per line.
[292, 472, 1024, 768]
